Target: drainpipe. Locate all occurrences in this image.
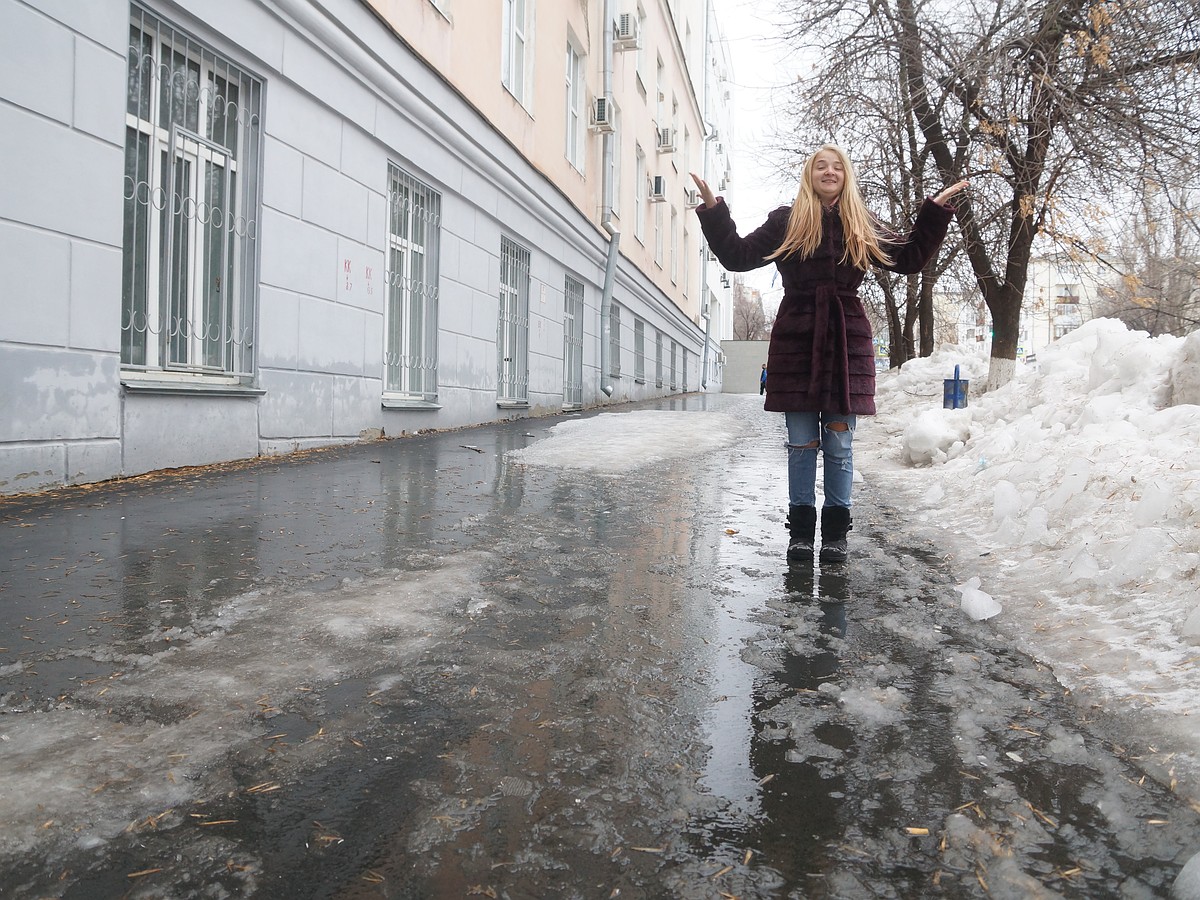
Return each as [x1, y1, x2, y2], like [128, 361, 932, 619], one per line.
[599, 0, 619, 397]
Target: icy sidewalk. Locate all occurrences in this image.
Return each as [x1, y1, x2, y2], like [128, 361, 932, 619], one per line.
[2, 391, 1200, 897]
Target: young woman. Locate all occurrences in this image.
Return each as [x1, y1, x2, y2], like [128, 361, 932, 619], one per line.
[692, 145, 967, 563]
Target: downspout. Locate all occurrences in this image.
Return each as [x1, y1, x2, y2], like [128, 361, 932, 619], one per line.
[599, 0, 619, 396]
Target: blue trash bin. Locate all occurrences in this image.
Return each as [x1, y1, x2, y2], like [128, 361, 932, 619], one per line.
[943, 365, 969, 409]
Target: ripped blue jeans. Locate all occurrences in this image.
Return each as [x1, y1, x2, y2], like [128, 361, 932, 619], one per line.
[785, 411, 856, 509]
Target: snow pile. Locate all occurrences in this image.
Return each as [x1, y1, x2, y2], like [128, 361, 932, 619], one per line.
[860, 318, 1200, 783]
[509, 410, 744, 473]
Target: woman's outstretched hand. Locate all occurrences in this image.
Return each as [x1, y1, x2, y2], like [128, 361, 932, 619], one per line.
[690, 173, 718, 208]
[934, 179, 970, 206]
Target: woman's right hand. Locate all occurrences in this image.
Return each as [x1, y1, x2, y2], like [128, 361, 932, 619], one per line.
[690, 173, 717, 208]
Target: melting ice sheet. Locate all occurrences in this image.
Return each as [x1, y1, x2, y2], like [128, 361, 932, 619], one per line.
[509, 410, 745, 473]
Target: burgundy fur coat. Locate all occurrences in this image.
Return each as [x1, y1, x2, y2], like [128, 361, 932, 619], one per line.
[697, 198, 954, 415]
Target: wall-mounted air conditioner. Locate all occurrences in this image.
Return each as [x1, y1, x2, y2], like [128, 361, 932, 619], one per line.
[614, 13, 640, 49]
[591, 96, 615, 133]
[649, 175, 667, 201]
[656, 127, 676, 153]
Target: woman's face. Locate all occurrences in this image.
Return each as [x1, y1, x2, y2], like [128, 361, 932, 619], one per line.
[810, 150, 845, 205]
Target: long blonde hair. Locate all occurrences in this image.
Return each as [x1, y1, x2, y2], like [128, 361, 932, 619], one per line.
[766, 144, 893, 269]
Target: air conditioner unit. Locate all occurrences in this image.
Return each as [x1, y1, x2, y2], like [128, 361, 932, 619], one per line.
[649, 175, 667, 201]
[656, 127, 676, 152]
[614, 13, 640, 49]
[591, 96, 615, 132]
[685, 188, 699, 206]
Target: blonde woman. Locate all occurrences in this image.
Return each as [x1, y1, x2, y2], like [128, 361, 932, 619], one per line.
[692, 146, 967, 564]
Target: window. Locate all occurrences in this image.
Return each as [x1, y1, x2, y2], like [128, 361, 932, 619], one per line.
[682, 225, 690, 296]
[635, 3, 648, 95]
[565, 42, 583, 170]
[121, 5, 263, 379]
[502, 0, 530, 105]
[563, 275, 584, 408]
[654, 202, 664, 266]
[669, 340, 678, 390]
[634, 317, 646, 382]
[609, 303, 622, 377]
[655, 329, 664, 387]
[498, 236, 530, 402]
[385, 164, 442, 401]
[681, 347, 688, 391]
[609, 103, 621, 216]
[670, 207, 678, 283]
[634, 145, 646, 242]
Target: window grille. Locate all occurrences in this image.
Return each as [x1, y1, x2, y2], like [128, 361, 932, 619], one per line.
[563, 275, 584, 408]
[655, 330, 664, 388]
[669, 340, 678, 390]
[681, 347, 688, 392]
[498, 236, 530, 401]
[609, 303, 622, 377]
[634, 318, 646, 382]
[384, 165, 441, 401]
[121, 4, 262, 379]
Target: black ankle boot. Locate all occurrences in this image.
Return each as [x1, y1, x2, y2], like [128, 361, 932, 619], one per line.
[819, 506, 852, 563]
[786, 505, 817, 560]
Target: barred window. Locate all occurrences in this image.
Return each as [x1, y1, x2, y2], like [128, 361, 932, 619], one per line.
[385, 165, 441, 401]
[563, 275, 584, 408]
[498, 237, 530, 402]
[609, 303, 622, 378]
[655, 329, 664, 388]
[121, 5, 262, 378]
[634, 317, 646, 383]
[669, 339, 678, 390]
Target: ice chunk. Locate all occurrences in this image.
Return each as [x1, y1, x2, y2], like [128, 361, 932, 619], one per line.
[992, 480, 1023, 525]
[954, 577, 1002, 621]
[1171, 849, 1200, 899]
[902, 408, 971, 465]
[1182, 606, 1200, 646]
[1133, 480, 1173, 526]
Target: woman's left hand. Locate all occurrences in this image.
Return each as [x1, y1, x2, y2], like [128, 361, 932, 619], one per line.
[934, 180, 970, 206]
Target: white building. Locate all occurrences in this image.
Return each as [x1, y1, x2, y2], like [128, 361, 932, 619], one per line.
[0, 0, 734, 495]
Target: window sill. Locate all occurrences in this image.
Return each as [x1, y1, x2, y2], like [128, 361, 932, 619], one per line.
[121, 374, 264, 397]
[381, 397, 441, 410]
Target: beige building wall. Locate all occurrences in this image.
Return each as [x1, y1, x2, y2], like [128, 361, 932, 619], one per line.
[363, 0, 707, 323]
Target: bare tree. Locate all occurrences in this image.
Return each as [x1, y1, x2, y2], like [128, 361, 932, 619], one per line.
[732, 279, 771, 340]
[776, 0, 1200, 388]
[1095, 178, 1200, 336]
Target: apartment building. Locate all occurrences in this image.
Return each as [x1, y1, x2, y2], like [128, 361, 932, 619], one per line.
[0, 0, 730, 494]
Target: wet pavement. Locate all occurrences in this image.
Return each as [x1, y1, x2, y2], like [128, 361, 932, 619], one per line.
[2, 393, 1199, 899]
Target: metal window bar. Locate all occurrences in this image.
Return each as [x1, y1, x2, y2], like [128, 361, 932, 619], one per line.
[609, 303, 622, 377]
[634, 318, 645, 381]
[655, 331, 664, 388]
[385, 164, 441, 400]
[563, 275, 584, 408]
[121, 4, 261, 378]
[498, 237, 530, 401]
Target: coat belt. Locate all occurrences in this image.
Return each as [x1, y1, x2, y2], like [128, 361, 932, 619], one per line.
[808, 285, 854, 414]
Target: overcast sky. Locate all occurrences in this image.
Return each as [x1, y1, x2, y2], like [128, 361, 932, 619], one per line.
[711, 0, 803, 306]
